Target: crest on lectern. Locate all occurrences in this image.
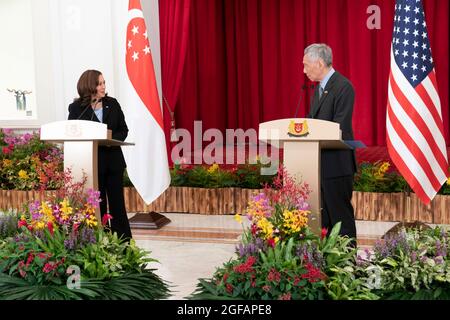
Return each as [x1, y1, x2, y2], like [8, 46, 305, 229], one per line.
[287, 120, 309, 137]
[65, 123, 82, 137]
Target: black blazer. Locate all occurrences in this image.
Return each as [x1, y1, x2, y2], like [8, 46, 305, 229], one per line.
[68, 96, 128, 173]
[307, 71, 357, 179]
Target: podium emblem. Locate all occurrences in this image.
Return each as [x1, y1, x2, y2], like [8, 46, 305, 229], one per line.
[288, 120, 309, 137]
[65, 123, 82, 137]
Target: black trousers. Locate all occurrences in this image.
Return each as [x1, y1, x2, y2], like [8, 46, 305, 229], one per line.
[321, 175, 356, 240]
[98, 167, 132, 241]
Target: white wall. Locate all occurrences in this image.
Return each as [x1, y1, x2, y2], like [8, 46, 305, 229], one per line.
[0, 0, 37, 122]
[0, 0, 161, 129]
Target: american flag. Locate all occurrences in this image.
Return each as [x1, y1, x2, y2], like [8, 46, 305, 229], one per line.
[386, 0, 448, 204]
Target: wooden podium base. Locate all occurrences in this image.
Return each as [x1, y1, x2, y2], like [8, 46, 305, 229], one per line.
[129, 212, 171, 229]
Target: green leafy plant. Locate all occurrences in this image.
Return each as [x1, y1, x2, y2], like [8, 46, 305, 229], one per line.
[0, 210, 19, 239]
[0, 172, 170, 300]
[353, 161, 409, 193]
[169, 161, 275, 189]
[359, 226, 450, 300]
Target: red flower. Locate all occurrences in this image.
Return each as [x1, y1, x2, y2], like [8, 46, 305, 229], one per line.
[251, 224, 258, 235]
[2, 147, 10, 154]
[278, 292, 292, 300]
[222, 273, 229, 283]
[267, 268, 281, 283]
[47, 222, 54, 236]
[262, 285, 271, 292]
[26, 253, 35, 267]
[233, 256, 257, 274]
[301, 263, 326, 283]
[37, 252, 51, 260]
[321, 227, 328, 240]
[18, 219, 28, 228]
[102, 213, 113, 226]
[43, 262, 56, 273]
[267, 238, 276, 248]
[18, 261, 26, 278]
[226, 283, 233, 294]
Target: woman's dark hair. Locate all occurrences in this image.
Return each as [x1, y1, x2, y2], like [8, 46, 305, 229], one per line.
[75, 69, 102, 106]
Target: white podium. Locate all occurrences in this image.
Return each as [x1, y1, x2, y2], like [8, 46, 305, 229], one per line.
[259, 118, 355, 234]
[40, 120, 134, 222]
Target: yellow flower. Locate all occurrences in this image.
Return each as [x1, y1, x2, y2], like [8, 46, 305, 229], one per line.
[447, 176, 450, 186]
[35, 221, 45, 230]
[234, 213, 242, 224]
[2, 159, 12, 167]
[40, 201, 53, 217]
[283, 209, 309, 234]
[374, 162, 390, 179]
[18, 170, 29, 180]
[86, 216, 98, 228]
[207, 163, 219, 174]
[257, 218, 274, 239]
[60, 198, 73, 215]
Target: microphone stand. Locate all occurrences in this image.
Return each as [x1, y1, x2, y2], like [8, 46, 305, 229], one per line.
[293, 85, 307, 118]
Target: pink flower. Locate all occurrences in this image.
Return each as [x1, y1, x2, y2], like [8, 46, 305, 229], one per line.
[102, 213, 113, 226]
[278, 292, 292, 300]
[18, 261, 26, 278]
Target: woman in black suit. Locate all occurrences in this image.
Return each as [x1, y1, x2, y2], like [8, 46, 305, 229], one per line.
[68, 69, 132, 241]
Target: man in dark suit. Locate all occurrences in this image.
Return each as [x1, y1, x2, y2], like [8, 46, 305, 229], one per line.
[68, 69, 132, 241]
[303, 44, 357, 240]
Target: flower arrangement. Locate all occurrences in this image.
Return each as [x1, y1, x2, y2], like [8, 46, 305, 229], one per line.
[236, 167, 312, 246]
[0, 129, 64, 190]
[353, 161, 409, 193]
[357, 226, 450, 299]
[190, 168, 376, 300]
[354, 160, 450, 195]
[0, 171, 170, 300]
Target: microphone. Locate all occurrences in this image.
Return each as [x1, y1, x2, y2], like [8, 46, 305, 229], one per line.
[77, 98, 96, 120]
[293, 84, 307, 118]
[90, 98, 102, 121]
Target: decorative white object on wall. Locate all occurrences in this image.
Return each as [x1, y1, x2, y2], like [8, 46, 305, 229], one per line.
[6, 89, 32, 114]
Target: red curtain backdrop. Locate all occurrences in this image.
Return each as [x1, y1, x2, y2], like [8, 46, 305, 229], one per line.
[159, 0, 449, 154]
[159, 0, 191, 157]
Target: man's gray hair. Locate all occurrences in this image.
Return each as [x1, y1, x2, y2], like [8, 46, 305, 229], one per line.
[304, 43, 333, 67]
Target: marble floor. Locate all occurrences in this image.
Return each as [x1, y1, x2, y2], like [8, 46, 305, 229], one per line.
[129, 212, 408, 300]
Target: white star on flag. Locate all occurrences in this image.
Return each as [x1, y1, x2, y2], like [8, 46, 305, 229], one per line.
[122, 0, 170, 205]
